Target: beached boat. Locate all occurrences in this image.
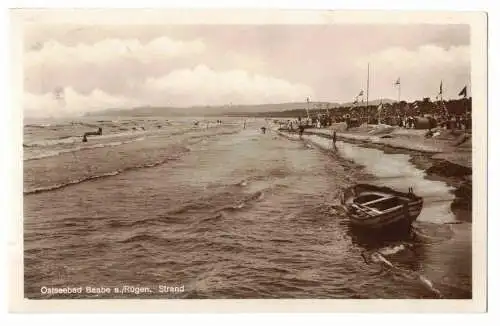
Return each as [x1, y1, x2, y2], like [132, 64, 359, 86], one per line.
[341, 184, 423, 233]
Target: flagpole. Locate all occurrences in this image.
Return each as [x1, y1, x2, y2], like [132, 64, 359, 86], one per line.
[464, 89, 468, 130]
[461, 85, 469, 131]
[398, 83, 401, 103]
[440, 80, 443, 103]
[366, 63, 370, 111]
[306, 97, 310, 120]
[442, 90, 446, 116]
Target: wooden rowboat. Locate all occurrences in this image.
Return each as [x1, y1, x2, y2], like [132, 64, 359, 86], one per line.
[341, 184, 423, 233]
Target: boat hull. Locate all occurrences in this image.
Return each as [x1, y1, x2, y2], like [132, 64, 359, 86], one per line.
[342, 184, 424, 233]
[348, 216, 415, 242]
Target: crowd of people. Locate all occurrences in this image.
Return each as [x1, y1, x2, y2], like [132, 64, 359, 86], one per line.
[277, 98, 472, 133]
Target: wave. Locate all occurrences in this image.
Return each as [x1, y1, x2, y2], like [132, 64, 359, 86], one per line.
[245, 190, 265, 203]
[24, 136, 83, 147]
[23, 129, 150, 147]
[197, 212, 225, 223]
[70, 121, 101, 128]
[117, 233, 162, 245]
[25, 121, 101, 129]
[215, 202, 246, 213]
[24, 170, 122, 195]
[363, 245, 444, 299]
[24, 123, 53, 128]
[167, 202, 214, 215]
[24, 137, 146, 161]
[375, 243, 414, 257]
[24, 118, 171, 130]
[412, 223, 454, 243]
[107, 216, 160, 228]
[215, 191, 264, 213]
[24, 153, 181, 195]
[187, 129, 241, 140]
[24, 124, 234, 149]
[57, 135, 75, 140]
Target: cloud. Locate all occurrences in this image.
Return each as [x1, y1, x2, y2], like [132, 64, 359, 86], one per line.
[142, 65, 315, 107]
[22, 26, 471, 117]
[23, 36, 207, 96]
[23, 66, 315, 117]
[24, 36, 206, 68]
[350, 45, 470, 101]
[24, 87, 138, 118]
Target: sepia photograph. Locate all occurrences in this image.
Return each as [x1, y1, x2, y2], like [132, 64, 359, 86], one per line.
[9, 9, 487, 313]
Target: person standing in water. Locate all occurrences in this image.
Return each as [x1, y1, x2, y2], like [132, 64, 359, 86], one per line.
[298, 124, 305, 139]
[82, 127, 102, 142]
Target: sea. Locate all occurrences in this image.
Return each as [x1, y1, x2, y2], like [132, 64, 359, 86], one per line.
[23, 116, 472, 299]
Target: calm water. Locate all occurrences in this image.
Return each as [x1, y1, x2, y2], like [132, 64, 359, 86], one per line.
[23, 117, 471, 299]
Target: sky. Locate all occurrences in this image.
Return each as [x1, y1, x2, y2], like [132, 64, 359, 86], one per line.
[22, 24, 470, 118]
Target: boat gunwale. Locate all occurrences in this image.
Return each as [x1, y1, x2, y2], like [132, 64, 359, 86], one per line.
[341, 184, 424, 229]
[345, 183, 423, 201]
[349, 199, 423, 224]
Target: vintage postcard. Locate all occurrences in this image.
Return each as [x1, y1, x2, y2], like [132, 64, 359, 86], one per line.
[9, 9, 487, 313]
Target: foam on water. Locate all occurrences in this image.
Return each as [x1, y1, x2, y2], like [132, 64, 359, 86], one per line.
[24, 137, 146, 161]
[24, 129, 160, 148]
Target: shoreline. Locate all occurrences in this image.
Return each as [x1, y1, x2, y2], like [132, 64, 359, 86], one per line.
[271, 123, 472, 222]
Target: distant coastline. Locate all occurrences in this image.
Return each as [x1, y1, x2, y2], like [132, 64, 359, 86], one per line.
[83, 97, 470, 119]
[84, 99, 396, 118]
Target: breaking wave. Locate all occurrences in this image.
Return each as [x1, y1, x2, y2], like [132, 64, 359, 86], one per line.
[24, 137, 146, 161]
[24, 153, 181, 195]
[363, 244, 444, 299]
[23, 130, 149, 148]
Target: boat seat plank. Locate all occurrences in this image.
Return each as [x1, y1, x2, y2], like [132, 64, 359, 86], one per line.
[359, 195, 396, 206]
[351, 203, 381, 216]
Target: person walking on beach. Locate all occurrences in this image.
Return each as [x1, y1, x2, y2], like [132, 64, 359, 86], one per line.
[332, 130, 337, 151]
[298, 124, 305, 139]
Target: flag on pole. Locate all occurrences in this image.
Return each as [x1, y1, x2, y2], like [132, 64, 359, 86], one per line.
[439, 81, 443, 95]
[458, 86, 467, 98]
[394, 77, 400, 86]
